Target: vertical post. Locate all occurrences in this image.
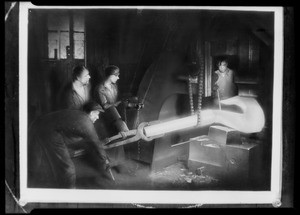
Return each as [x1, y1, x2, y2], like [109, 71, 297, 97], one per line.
[205, 41, 212, 97]
[69, 11, 74, 61]
[217, 89, 222, 110]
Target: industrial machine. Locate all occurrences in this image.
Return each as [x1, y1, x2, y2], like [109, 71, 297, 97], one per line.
[104, 52, 266, 189]
[104, 95, 265, 188]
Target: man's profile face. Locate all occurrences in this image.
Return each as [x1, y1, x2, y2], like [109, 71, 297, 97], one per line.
[110, 73, 119, 84]
[89, 110, 100, 123]
[78, 69, 91, 85]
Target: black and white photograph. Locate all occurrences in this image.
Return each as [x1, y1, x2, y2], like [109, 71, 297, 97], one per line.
[5, 2, 295, 211]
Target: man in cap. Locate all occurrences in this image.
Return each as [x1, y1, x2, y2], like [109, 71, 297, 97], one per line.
[28, 101, 112, 189]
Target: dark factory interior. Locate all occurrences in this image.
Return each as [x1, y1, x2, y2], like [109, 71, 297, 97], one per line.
[26, 8, 274, 191]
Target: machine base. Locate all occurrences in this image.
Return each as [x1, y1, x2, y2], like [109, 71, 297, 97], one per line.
[187, 136, 264, 189]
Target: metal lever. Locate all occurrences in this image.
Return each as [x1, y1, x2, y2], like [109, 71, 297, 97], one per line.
[103, 122, 157, 149]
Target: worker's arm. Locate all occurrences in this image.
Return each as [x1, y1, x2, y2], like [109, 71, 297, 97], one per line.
[98, 93, 112, 109]
[66, 91, 83, 110]
[99, 94, 121, 109]
[79, 118, 110, 166]
[95, 85, 121, 109]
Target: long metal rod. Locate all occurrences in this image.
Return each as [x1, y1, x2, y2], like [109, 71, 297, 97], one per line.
[103, 96, 265, 149]
[144, 96, 265, 136]
[143, 110, 215, 137]
[108, 168, 115, 181]
[217, 89, 222, 110]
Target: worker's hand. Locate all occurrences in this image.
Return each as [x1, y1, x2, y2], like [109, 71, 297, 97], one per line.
[212, 84, 219, 91]
[114, 101, 121, 107]
[124, 101, 144, 110]
[105, 159, 111, 171]
[120, 131, 127, 139]
[103, 137, 110, 145]
[135, 103, 144, 110]
[122, 99, 129, 107]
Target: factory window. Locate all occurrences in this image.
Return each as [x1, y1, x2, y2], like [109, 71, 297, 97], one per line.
[47, 11, 85, 60]
[73, 11, 85, 59]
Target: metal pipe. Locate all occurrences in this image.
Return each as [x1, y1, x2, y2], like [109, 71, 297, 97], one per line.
[103, 96, 265, 149]
[108, 168, 115, 181]
[143, 109, 216, 137]
[143, 96, 265, 137]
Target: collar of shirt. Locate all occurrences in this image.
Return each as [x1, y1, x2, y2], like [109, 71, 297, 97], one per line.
[217, 69, 229, 77]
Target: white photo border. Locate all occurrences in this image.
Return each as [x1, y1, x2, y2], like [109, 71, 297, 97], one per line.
[19, 2, 284, 206]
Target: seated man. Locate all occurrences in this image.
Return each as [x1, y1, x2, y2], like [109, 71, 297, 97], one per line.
[27, 101, 112, 189]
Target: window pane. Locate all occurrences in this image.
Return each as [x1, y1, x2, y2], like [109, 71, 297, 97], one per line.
[48, 31, 59, 59]
[74, 32, 84, 59]
[74, 32, 84, 41]
[48, 12, 70, 59]
[74, 41, 84, 59]
[47, 11, 85, 59]
[60, 31, 70, 59]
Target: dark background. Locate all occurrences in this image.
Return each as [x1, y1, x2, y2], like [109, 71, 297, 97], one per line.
[26, 8, 274, 125]
[5, 3, 295, 211]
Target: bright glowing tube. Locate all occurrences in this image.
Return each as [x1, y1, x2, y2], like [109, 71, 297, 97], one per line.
[214, 96, 265, 133]
[143, 96, 265, 137]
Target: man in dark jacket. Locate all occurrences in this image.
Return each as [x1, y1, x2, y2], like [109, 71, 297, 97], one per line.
[58, 65, 91, 111]
[28, 101, 112, 189]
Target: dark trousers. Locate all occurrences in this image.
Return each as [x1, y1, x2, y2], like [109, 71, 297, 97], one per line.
[28, 133, 76, 188]
[28, 133, 109, 189]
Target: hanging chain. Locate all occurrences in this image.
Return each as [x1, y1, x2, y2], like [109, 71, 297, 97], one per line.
[197, 51, 204, 125]
[187, 40, 204, 123]
[137, 140, 141, 161]
[188, 75, 194, 115]
[197, 72, 203, 125]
